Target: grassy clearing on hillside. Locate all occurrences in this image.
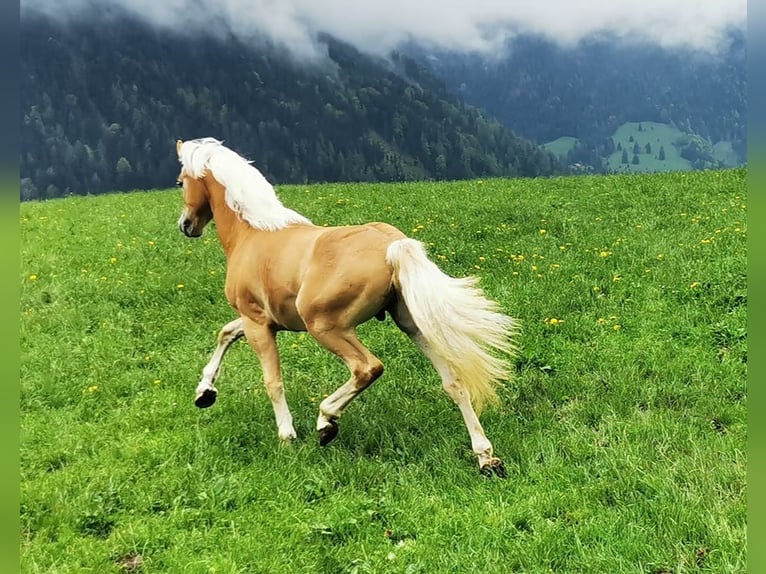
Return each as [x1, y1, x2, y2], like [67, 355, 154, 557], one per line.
[712, 141, 739, 167]
[21, 169, 746, 573]
[542, 136, 579, 161]
[607, 122, 693, 173]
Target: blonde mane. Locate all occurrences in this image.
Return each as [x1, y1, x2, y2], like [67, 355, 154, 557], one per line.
[178, 138, 312, 231]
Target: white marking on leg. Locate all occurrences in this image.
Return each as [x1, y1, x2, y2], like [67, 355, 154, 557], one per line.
[316, 382, 359, 430]
[265, 382, 297, 441]
[413, 334, 495, 468]
[242, 319, 297, 441]
[197, 317, 244, 396]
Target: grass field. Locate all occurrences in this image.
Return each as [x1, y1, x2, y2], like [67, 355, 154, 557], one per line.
[21, 169, 746, 572]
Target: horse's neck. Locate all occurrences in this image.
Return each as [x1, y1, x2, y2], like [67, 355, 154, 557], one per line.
[207, 183, 252, 258]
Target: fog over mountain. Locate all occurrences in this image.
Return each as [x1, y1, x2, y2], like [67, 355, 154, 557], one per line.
[22, 0, 746, 59]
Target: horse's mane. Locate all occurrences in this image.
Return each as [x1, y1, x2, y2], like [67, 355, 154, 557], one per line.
[178, 138, 312, 231]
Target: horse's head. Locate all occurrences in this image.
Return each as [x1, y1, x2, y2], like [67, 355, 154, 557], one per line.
[176, 139, 213, 238]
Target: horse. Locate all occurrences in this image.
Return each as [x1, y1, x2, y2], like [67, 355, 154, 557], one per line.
[175, 137, 517, 475]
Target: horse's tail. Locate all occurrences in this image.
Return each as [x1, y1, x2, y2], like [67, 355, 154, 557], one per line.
[386, 238, 518, 413]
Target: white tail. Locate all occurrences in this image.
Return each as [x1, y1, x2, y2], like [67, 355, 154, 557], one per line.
[386, 238, 518, 412]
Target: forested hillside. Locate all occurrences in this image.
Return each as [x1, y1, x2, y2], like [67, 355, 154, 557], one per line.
[419, 33, 746, 172]
[20, 13, 561, 200]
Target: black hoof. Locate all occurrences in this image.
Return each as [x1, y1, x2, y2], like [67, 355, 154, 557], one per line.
[194, 388, 217, 409]
[480, 459, 507, 479]
[318, 419, 339, 446]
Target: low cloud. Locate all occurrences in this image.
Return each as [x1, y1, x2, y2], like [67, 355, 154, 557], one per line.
[22, 0, 746, 57]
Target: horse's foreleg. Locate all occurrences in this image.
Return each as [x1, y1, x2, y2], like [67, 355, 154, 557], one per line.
[308, 326, 384, 446]
[242, 319, 297, 441]
[195, 317, 245, 408]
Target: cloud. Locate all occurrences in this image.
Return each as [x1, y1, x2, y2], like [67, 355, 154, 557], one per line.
[21, 0, 747, 57]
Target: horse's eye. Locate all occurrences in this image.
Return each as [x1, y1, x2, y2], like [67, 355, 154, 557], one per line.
[176, 180, 183, 187]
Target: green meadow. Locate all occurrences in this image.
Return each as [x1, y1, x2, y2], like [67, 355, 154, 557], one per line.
[542, 136, 580, 160]
[606, 122, 693, 173]
[544, 122, 741, 174]
[21, 169, 746, 573]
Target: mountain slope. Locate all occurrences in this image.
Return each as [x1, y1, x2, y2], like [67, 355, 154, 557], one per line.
[416, 33, 746, 172]
[20, 13, 561, 199]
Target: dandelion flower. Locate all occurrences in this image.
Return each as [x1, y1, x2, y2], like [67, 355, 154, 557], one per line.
[177, 284, 185, 289]
[28, 274, 38, 281]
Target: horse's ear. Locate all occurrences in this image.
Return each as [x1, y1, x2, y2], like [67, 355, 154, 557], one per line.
[176, 139, 184, 154]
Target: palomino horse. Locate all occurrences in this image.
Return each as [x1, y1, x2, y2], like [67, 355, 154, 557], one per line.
[175, 138, 517, 475]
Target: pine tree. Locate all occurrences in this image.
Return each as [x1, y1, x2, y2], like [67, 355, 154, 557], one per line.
[645, 142, 652, 154]
[621, 149, 629, 164]
[659, 145, 666, 161]
[632, 153, 640, 165]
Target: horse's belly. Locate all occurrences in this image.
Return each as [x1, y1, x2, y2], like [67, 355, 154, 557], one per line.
[268, 297, 307, 331]
[230, 285, 307, 332]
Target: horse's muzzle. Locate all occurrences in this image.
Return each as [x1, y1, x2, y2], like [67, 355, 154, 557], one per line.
[178, 217, 202, 238]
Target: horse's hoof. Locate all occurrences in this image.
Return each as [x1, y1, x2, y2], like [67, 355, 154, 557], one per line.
[318, 419, 339, 446]
[480, 458, 507, 479]
[195, 388, 218, 409]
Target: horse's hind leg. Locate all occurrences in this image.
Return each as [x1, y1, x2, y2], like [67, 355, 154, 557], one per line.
[242, 318, 297, 441]
[195, 317, 245, 408]
[391, 302, 505, 476]
[306, 321, 384, 446]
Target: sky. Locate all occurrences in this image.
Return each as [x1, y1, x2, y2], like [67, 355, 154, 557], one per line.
[22, 0, 747, 59]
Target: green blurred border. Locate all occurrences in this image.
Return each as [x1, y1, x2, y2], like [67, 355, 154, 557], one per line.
[749, 5, 762, 573]
[0, 1, 19, 571]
